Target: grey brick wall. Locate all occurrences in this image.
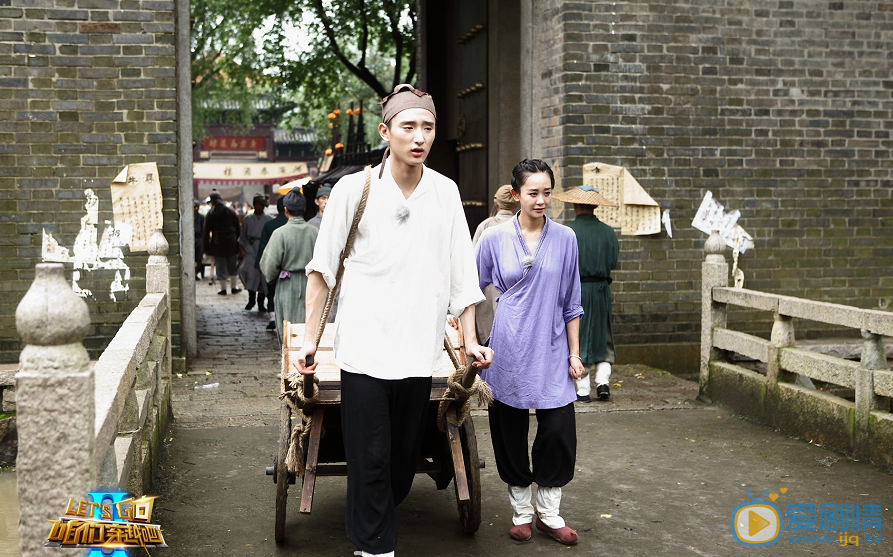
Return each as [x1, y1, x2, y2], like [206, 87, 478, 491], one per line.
[538, 0, 893, 346]
[0, 0, 181, 363]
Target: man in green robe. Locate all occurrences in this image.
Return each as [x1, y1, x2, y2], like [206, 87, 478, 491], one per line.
[554, 186, 619, 401]
[259, 188, 318, 344]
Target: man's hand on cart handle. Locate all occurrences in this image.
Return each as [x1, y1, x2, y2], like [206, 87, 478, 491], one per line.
[293, 344, 319, 375]
[466, 342, 493, 369]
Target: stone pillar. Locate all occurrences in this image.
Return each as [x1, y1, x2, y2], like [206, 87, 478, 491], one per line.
[518, 0, 539, 161]
[176, 0, 197, 359]
[767, 313, 795, 390]
[147, 228, 171, 296]
[700, 230, 728, 398]
[146, 228, 174, 435]
[855, 329, 887, 454]
[15, 264, 93, 556]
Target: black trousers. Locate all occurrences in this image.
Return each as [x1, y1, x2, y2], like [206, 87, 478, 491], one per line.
[488, 400, 577, 488]
[340, 371, 432, 554]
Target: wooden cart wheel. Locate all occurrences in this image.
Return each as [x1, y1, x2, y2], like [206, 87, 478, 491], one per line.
[274, 399, 292, 543]
[454, 414, 482, 534]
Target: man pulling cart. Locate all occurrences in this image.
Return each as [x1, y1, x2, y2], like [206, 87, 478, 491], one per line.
[289, 84, 493, 557]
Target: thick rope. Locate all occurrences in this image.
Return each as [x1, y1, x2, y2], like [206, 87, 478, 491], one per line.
[279, 374, 319, 476]
[280, 167, 372, 476]
[437, 334, 493, 432]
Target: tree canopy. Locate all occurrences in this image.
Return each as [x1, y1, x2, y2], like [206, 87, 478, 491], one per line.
[191, 0, 417, 139]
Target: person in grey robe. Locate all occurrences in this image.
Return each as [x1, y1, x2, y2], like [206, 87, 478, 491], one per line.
[471, 184, 520, 345]
[259, 188, 318, 343]
[239, 194, 272, 311]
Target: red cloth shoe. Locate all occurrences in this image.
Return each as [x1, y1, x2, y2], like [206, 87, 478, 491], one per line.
[509, 522, 532, 541]
[535, 517, 578, 545]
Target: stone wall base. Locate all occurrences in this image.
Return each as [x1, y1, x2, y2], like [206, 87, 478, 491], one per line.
[707, 362, 893, 471]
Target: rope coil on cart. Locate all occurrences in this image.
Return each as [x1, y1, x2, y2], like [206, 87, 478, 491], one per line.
[279, 166, 372, 476]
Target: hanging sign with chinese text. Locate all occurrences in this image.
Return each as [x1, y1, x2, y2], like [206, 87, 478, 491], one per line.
[192, 162, 309, 182]
[203, 136, 265, 151]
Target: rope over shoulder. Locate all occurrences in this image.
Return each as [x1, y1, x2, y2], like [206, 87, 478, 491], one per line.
[279, 166, 372, 476]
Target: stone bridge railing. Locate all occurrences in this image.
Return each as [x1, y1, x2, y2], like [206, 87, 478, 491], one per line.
[700, 230, 893, 470]
[15, 229, 173, 556]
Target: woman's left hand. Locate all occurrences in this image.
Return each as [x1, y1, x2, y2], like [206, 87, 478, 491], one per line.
[568, 358, 585, 380]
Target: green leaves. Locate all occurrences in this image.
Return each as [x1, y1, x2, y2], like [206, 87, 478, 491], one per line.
[191, 0, 416, 139]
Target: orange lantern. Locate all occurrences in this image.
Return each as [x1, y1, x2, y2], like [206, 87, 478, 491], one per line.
[325, 148, 333, 156]
[327, 112, 336, 120]
[334, 142, 344, 150]
[333, 109, 341, 115]
[327, 123, 333, 129]
[355, 107, 361, 115]
[346, 108, 354, 116]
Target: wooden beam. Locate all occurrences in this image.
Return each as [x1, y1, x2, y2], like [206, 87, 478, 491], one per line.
[299, 408, 325, 514]
[445, 406, 469, 502]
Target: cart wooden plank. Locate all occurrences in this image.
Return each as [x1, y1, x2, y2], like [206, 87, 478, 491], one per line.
[283, 322, 463, 403]
[445, 407, 470, 502]
[299, 407, 325, 514]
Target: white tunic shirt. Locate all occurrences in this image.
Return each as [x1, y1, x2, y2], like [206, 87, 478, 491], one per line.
[306, 159, 484, 380]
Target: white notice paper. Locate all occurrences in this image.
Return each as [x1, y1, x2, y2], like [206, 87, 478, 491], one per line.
[691, 191, 752, 253]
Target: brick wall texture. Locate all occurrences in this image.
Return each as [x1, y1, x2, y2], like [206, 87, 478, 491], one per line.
[536, 0, 893, 345]
[0, 0, 181, 363]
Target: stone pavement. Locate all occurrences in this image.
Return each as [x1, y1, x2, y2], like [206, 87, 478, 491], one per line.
[172, 279, 282, 428]
[151, 284, 893, 556]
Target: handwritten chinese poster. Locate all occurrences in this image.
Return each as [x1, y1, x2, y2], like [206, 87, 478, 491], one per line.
[583, 162, 661, 235]
[111, 162, 163, 252]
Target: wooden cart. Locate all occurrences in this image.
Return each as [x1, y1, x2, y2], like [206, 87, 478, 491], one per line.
[267, 321, 483, 543]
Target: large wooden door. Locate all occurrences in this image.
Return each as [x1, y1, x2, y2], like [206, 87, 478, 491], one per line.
[456, 0, 488, 233]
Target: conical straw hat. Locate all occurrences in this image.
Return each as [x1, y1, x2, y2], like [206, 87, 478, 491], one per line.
[552, 185, 618, 207]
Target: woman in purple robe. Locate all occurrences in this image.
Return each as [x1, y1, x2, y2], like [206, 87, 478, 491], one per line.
[475, 159, 585, 545]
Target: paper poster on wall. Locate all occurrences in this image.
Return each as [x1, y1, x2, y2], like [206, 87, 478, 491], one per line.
[583, 162, 661, 235]
[111, 162, 163, 252]
[692, 190, 753, 253]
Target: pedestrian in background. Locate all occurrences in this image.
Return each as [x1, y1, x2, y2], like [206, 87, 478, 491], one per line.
[471, 184, 519, 345]
[239, 194, 272, 312]
[202, 191, 242, 295]
[553, 186, 619, 402]
[259, 188, 317, 343]
[257, 195, 289, 331]
[475, 159, 584, 546]
[193, 199, 205, 280]
[307, 185, 331, 229]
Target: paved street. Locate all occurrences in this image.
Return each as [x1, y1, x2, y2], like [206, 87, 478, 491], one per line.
[151, 283, 893, 556]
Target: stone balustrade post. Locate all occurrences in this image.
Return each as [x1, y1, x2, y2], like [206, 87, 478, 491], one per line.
[855, 329, 887, 454]
[15, 264, 93, 556]
[700, 230, 728, 399]
[767, 313, 796, 390]
[146, 228, 170, 297]
[146, 228, 173, 453]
